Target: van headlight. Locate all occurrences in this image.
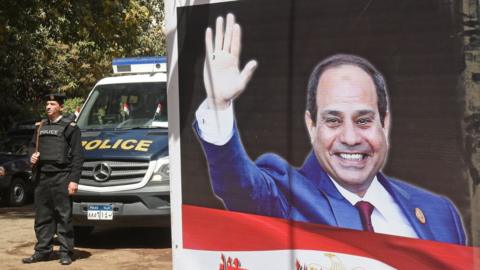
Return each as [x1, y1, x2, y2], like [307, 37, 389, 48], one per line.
[150, 157, 169, 182]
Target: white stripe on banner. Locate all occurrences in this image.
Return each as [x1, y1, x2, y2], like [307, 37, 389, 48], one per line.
[178, 249, 396, 270]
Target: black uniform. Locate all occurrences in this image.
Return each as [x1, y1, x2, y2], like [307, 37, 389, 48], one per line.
[29, 116, 83, 257]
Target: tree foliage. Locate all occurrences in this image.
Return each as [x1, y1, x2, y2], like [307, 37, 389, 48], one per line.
[0, 0, 165, 133]
[63, 97, 84, 115]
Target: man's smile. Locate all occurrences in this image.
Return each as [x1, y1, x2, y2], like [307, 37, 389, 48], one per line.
[332, 151, 373, 168]
[338, 153, 365, 161]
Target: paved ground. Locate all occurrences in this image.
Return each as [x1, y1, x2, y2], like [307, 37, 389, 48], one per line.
[0, 204, 172, 270]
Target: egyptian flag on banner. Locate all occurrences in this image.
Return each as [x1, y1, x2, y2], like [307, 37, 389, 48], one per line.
[182, 205, 478, 270]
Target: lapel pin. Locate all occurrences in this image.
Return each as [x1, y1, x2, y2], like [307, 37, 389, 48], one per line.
[415, 208, 426, 224]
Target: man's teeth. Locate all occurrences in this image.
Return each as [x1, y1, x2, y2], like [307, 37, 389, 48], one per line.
[339, 153, 364, 160]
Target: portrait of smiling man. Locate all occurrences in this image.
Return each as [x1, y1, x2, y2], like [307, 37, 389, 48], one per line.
[193, 14, 466, 245]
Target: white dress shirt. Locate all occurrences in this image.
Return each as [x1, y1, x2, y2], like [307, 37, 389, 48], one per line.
[195, 99, 418, 238]
[195, 100, 234, 146]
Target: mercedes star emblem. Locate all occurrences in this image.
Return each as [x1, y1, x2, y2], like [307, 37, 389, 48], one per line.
[92, 162, 112, 182]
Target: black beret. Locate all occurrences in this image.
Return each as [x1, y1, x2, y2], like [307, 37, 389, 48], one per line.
[44, 93, 67, 105]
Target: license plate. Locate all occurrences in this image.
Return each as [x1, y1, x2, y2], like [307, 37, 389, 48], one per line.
[87, 204, 113, 220]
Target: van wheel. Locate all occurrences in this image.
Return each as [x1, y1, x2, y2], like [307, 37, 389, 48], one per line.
[8, 178, 28, 206]
[74, 226, 94, 242]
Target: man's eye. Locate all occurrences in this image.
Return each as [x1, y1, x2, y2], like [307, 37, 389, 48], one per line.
[325, 118, 341, 126]
[356, 118, 372, 125]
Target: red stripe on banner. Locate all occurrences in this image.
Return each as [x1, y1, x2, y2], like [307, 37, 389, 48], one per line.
[183, 205, 479, 270]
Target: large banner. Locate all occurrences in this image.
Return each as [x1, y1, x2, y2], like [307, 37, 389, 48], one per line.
[166, 0, 480, 269]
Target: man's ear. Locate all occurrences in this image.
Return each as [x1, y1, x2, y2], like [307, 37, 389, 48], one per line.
[305, 111, 316, 144]
[383, 111, 391, 142]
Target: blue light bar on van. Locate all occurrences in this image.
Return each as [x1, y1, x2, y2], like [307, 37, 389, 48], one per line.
[112, 56, 167, 74]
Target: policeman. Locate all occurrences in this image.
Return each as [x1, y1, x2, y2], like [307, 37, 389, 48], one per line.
[23, 93, 84, 265]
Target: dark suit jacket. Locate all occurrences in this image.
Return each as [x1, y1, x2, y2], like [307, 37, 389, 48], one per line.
[195, 123, 466, 245]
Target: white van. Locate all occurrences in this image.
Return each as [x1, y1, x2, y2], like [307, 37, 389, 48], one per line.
[72, 57, 170, 237]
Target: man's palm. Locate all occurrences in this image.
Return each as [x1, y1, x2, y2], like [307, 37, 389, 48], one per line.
[203, 14, 257, 109]
[204, 52, 242, 102]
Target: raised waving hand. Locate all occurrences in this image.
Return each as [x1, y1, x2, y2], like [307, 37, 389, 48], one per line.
[203, 14, 258, 109]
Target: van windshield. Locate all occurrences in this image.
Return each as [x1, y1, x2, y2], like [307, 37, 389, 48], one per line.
[76, 82, 167, 130]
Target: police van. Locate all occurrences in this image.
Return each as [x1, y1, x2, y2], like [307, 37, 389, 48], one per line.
[73, 57, 169, 236]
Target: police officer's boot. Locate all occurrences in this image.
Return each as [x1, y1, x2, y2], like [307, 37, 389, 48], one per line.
[22, 252, 51, 263]
[59, 253, 72, 265]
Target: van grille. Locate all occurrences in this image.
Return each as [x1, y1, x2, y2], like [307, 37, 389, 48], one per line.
[80, 160, 149, 187]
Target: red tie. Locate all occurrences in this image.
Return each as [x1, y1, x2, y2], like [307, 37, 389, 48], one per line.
[355, 201, 375, 232]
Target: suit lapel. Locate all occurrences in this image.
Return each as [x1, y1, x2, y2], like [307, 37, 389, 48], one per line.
[326, 193, 364, 231]
[378, 173, 435, 240]
[300, 152, 363, 231]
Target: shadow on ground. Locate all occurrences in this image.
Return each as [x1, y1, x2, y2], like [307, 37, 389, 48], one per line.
[0, 204, 172, 250]
[75, 227, 172, 249]
[43, 249, 92, 261]
[0, 204, 35, 219]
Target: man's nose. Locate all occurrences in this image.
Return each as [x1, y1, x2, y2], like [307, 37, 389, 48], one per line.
[339, 122, 362, 146]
